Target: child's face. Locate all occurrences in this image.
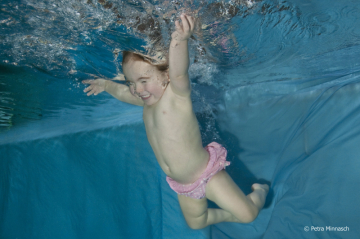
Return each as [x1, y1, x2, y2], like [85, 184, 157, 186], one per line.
[123, 59, 169, 106]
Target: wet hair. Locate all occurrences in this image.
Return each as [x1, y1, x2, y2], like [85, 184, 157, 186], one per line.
[122, 51, 169, 72]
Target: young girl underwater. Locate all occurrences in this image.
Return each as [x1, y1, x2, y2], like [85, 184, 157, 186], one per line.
[82, 13, 269, 229]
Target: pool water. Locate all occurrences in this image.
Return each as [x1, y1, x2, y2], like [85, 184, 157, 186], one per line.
[1, 0, 360, 238]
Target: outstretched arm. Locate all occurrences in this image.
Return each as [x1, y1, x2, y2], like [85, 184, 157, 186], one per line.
[169, 14, 195, 97]
[82, 76, 144, 106]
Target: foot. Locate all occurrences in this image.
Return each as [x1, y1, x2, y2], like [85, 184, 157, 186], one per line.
[251, 183, 269, 193]
[249, 183, 269, 211]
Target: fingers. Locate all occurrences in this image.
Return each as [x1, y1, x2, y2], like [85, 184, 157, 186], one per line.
[175, 20, 182, 31]
[82, 79, 93, 84]
[83, 85, 93, 95]
[187, 15, 195, 31]
[83, 80, 93, 95]
[82, 78, 105, 96]
[82, 78, 104, 84]
[84, 86, 99, 96]
[180, 14, 190, 32]
[86, 89, 97, 96]
[178, 13, 195, 33]
[90, 88, 99, 96]
[83, 83, 99, 96]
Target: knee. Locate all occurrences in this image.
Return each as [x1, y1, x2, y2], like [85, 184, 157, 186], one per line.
[186, 220, 207, 230]
[241, 213, 257, 224]
[185, 214, 208, 230]
[238, 207, 259, 223]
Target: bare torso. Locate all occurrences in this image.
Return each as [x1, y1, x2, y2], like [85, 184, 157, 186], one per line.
[143, 83, 209, 184]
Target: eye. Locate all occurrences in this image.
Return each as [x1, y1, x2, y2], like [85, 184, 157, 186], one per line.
[126, 81, 134, 87]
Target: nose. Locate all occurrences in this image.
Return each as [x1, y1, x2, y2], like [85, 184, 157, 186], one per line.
[134, 83, 144, 94]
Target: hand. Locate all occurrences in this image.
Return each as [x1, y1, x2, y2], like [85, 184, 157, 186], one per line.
[171, 13, 195, 42]
[82, 78, 107, 96]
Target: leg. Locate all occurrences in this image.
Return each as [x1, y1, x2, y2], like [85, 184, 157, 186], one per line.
[205, 170, 269, 224]
[178, 194, 236, 229]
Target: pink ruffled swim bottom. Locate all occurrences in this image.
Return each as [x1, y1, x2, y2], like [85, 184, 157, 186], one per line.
[166, 142, 231, 199]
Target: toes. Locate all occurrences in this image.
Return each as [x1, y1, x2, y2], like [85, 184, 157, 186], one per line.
[252, 183, 269, 192]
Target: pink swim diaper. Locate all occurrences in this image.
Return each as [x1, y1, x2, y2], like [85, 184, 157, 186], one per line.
[166, 142, 231, 199]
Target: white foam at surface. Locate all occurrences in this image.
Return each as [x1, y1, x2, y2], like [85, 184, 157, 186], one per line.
[0, 99, 143, 145]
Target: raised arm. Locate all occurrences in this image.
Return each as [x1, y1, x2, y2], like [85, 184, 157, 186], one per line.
[82, 76, 144, 106]
[169, 14, 195, 97]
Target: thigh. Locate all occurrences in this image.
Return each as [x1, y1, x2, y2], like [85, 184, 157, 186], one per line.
[205, 170, 255, 221]
[177, 194, 208, 220]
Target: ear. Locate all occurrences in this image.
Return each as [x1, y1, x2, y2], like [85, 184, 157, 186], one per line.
[161, 71, 170, 89]
[161, 70, 170, 82]
[165, 70, 170, 82]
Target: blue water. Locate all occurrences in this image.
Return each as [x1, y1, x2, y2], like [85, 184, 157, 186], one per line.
[1, 0, 360, 238]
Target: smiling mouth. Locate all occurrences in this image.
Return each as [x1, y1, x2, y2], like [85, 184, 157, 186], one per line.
[140, 95, 151, 100]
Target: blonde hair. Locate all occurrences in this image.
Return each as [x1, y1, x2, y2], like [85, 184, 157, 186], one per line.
[122, 51, 168, 72]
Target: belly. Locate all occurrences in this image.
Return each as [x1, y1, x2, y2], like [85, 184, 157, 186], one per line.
[151, 137, 210, 184]
[144, 100, 209, 184]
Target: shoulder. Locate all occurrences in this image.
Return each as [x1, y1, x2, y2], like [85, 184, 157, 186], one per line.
[163, 82, 192, 104]
[169, 75, 191, 98]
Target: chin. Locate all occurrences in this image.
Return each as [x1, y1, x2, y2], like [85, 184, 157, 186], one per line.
[144, 98, 159, 106]
[144, 101, 155, 106]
